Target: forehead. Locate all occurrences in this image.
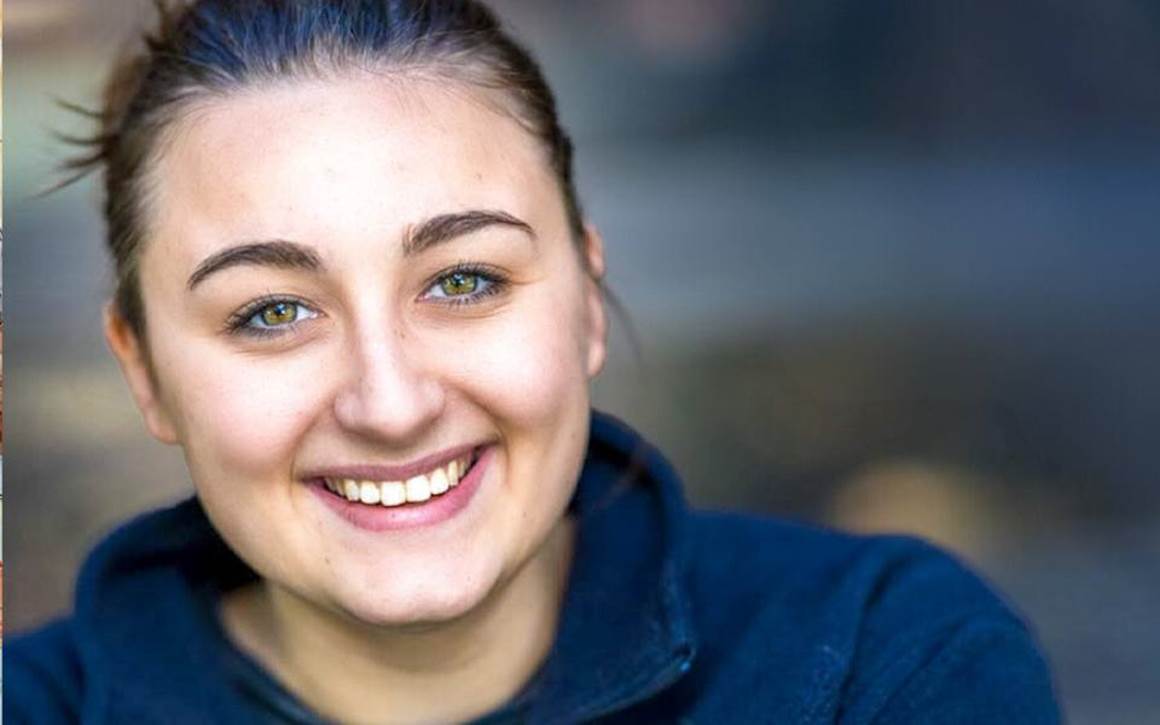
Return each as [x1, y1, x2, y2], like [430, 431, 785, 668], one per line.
[146, 75, 558, 261]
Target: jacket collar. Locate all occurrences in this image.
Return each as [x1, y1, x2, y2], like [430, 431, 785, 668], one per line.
[74, 409, 698, 722]
[510, 410, 698, 722]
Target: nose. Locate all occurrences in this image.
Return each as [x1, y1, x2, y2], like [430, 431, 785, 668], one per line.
[333, 324, 446, 442]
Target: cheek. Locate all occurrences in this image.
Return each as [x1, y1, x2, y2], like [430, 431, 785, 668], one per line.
[442, 290, 591, 425]
[155, 341, 326, 478]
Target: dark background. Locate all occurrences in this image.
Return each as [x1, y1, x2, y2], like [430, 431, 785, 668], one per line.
[5, 2, 1160, 721]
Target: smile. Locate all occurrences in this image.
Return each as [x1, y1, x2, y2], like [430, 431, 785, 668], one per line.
[320, 450, 479, 507]
[308, 444, 495, 531]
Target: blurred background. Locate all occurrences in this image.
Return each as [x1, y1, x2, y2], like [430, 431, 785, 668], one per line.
[5, 1, 1159, 721]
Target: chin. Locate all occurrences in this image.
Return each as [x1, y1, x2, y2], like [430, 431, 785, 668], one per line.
[329, 561, 503, 629]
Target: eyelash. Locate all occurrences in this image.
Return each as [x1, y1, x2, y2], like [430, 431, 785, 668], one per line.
[421, 262, 508, 307]
[226, 295, 317, 339]
[224, 264, 508, 338]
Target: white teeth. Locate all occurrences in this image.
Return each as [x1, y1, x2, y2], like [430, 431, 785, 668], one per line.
[405, 475, 432, 502]
[429, 467, 449, 495]
[359, 481, 381, 505]
[381, 481, 406, 507]
[329, 452, 476, 506]
[343, 479, 360, 502]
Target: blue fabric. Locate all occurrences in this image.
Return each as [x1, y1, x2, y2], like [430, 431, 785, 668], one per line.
[5, 410, 1061, 723]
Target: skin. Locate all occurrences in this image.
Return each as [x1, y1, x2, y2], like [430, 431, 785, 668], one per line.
[105, 74, 607, 723]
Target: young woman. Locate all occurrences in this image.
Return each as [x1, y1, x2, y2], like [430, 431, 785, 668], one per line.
[8, 2, 1060, 723]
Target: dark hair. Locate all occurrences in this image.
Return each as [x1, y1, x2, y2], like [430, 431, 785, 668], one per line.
[63, 0, 585, 338]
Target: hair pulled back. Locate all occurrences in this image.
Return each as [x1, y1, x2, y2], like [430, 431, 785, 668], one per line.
[66, 0, 583, 337]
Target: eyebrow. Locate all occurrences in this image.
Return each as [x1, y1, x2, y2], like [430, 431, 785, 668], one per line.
[403, 209, 534, 256]
[187, 209, 533, 289]
[188, 240, 323, 289]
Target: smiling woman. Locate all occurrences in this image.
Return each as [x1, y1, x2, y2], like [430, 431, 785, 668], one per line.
[6, 1, 1061, 724]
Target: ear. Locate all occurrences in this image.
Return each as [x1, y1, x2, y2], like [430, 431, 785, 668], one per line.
[103, 304, 179, 444]
[581, 223, 608, 379]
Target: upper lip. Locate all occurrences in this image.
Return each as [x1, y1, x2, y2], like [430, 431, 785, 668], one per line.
[301, 441, 486, 482]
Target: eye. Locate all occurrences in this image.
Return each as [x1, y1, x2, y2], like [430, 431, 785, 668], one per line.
[437, 271, 483, 296]
[422, 265, 506, 305]
[228, 298, 319, 337]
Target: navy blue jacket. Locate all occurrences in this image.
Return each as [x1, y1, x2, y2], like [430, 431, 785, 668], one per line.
[6, 411, 1060, 723]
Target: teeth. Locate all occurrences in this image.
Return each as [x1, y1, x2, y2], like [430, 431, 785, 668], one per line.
[429, 467, 449, 495]
[343, 479, 360, 502]
[359, 481, 381, 504]
[405, 475, 432, 502]
[381, 481, 406, 507]
[326, 450, 480, 506]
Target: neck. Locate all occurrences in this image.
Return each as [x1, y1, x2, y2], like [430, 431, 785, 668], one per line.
[222, 515, 576, 724]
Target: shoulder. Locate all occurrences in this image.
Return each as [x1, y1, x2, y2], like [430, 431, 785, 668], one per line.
[677, 511, 1060, 723]
[6, 618, 87, 723]
[682, 509, 1032, 633]
[682, 510, 1005, 617]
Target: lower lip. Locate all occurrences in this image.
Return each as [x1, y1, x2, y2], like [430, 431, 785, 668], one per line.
[309, 446, 494, 532]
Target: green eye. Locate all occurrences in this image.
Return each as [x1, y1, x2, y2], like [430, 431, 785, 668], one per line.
[233, 299, 318, 336]
[423, 265, 505, 306]
[439, 272, 479, 296]
[260, 302, 299, 326]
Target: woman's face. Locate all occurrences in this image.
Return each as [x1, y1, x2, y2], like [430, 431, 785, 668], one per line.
[109, 75, 606, 625]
